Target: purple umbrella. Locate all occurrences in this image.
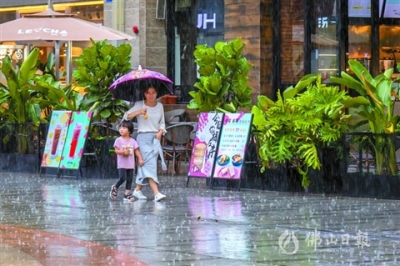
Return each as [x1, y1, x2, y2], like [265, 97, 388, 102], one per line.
[109, 65, 174, 102]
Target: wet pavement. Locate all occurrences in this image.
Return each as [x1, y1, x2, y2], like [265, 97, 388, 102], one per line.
[1, 169, 400, 266]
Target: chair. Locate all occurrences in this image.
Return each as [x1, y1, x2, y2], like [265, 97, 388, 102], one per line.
[164, 109, 187, 125]
[162, 122, 194, 174]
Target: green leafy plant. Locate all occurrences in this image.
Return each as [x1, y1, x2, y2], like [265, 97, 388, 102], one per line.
[330, 59, 400, 175]
[0, 48, 85, 154]
[36, 52, 64, 81]
[252, 74, 350, 187]
[73, 39, 132, 124]
[0, 50, 56, 152]
[187, 37, 252, 113]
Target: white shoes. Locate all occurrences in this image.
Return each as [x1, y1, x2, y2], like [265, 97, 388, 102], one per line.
[154, 193, 166, 202]
[132, 190, 166, 202]
[132, 189, 147, 200]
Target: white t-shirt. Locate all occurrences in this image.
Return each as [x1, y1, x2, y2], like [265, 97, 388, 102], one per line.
[127, 101, 166, 133]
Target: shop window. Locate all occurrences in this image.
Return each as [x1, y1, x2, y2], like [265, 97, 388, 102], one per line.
[380, 26, 400, 74]
[348, 25, 371, 72]
[312, 0, 338, 84]
[172, 0, 224, 103]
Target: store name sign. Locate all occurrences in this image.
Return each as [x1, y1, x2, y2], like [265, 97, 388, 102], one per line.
[0, 45, 24, 64]
[17, 28, 68, 36]
[318, 17, 329, 28]
[197, 13, 216, 29]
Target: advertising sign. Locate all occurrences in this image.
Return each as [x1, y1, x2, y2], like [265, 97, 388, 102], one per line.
[41, 111, 72, 168]
[188, 112, 224, 178]
[59, 111, 93, 170]
[212, 113, 253, 180]
[348, 0, 384, 17]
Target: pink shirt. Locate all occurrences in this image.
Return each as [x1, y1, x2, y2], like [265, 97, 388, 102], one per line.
[114, 137, 139, 169]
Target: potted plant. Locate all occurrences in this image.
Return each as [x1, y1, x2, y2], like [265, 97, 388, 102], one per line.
[73, 39, 132, 128]
[251, 74, 350, 191]
[73, 39, 133, 175]
[331, 60, 400, 175]
[0, 48, 84, 172]
[187, 37, 252, 113]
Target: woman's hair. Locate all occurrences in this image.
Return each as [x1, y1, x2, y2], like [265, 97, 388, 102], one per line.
[144, 86, 158, 94]
[120, 120, 134, 134]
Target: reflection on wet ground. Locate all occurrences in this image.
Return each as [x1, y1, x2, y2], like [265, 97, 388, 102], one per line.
[1, 171, 400, 265]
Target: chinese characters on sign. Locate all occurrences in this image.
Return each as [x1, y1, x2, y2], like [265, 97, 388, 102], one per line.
[188, 112, 224, 178]
[0, 45, 25, 65]
[212, 113, 253, 180]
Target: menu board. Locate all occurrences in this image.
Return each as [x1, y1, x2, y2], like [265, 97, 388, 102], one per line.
[59, 111, 93, 170]
[212, 113, 253, 180]
[41, 111, 92, 170]
[41, 111, 72, 168]
[188, 112, 224, 178]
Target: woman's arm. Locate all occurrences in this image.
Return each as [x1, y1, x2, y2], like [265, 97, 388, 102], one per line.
[155, 104, 167, 140]
[123, 102, 147, 121]
[134, 148, 144, 166]
[124, 108, 146, 120]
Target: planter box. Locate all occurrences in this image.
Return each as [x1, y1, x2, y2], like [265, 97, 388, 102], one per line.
[0, 153, 40, 173]
[341, 173, 400, 200]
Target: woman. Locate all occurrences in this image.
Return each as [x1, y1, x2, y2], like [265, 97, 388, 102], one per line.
[123, 86, 167, 202]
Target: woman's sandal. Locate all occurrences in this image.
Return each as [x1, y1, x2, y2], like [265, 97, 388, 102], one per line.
[123, 193, 135, 202]
[110, 186, 118, 199]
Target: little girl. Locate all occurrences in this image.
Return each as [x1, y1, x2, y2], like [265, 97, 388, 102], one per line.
[110, 120, 144, 202]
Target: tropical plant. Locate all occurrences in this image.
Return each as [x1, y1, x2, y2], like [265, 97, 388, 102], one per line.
[187, 37, 253, 113]
[252, 74, 350, 187]
[36, 52, 64, 81]
[0, 48, 85, 154]
[73, 39, 132, 124]
[0, 48, 47, 154]
[330, 59, 400, 175]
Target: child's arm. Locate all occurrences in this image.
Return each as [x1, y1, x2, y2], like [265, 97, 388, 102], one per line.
[134, 148, 144, 166]
[115, 146, 129, 156]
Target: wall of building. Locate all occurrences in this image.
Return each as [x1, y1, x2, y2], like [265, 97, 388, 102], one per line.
[224, 0, 262, 101]
[103, 0, 167, 75]
[281, 0, 305, 86]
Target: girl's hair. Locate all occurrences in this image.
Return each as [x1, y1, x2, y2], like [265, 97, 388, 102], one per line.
[120, 120, 134, 134]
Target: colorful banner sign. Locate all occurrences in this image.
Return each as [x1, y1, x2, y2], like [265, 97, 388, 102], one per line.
[212, 113, 253, 180]
[188, 112, 224, 178]
[41, 111, 72, 168]
[59, 111, 93, 170]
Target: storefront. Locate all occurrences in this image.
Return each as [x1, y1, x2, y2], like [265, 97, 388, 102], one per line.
[0, 1, 104, 83]
[166, 0, 400, 103]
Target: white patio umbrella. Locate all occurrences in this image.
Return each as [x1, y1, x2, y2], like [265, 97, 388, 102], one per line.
[0, 0, 133, 83]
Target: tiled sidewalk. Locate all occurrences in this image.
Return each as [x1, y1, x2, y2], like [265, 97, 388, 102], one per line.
[0, 171, 400, 265]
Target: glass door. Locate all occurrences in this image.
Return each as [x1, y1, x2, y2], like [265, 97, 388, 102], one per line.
[312, 0, 339, 83]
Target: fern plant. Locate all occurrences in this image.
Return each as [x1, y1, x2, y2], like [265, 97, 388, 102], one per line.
[252, 74, 350, 188]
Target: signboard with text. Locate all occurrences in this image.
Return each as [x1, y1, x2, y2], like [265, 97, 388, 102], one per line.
[212, 113, 253, 180]
[188, 112, 224, 178]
